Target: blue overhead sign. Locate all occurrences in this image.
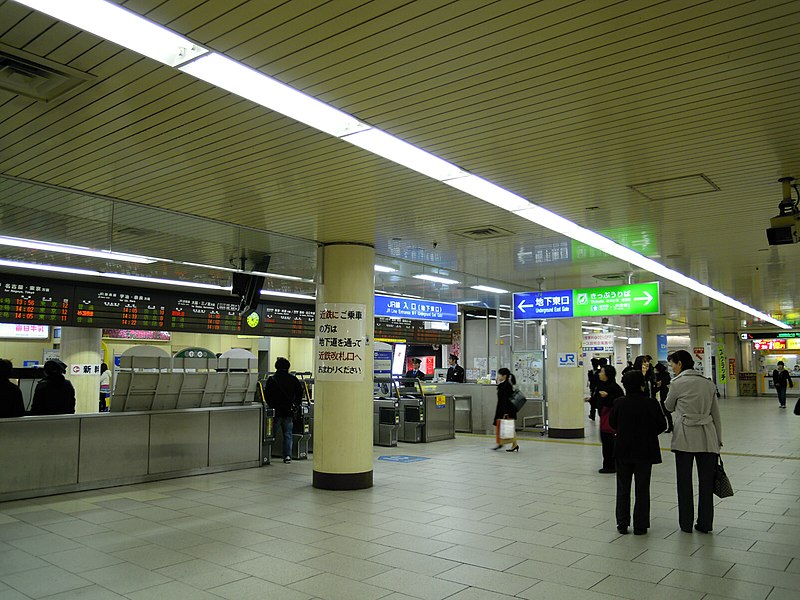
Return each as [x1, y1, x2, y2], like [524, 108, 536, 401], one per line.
[375, 294, 458, 322]
[514, 290, 574, 320]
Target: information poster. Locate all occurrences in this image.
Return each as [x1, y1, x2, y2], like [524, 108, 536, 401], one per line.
[316, 303, 367, 382]
[513, 351, 544, 399]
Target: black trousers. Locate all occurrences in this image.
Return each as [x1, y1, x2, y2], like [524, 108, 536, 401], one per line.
[600, 432, 615, 470]
[674, 451, 717, 531]
[615, 460, 652, 530]
[659, 399, 673, 430]
[776, 386, 787, 407]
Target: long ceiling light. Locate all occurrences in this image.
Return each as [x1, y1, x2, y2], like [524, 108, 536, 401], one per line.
[413, 274, 460, 285]
[374, 265, 397, 273]
[471, 284, 509, 294]
[259, 290, 316, 300]
[0, 236, 157, 264]
[15, 0, 789, 329]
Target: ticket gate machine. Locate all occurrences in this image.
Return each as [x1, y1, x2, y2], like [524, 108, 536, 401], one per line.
[272, 402, 311, 460]
[398, 397, 425, 443]
[373, 398, 400, 447]
[256, 381, 275, 465]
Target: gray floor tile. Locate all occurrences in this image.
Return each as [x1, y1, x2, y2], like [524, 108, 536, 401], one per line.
[368, 549, 461, 577]
[0, 549, 49, 576]
[506, 559, 607, 589]
[125, 580, 222, 600]
[589, 575, 705, 600]
[111, 544, 193, 570]
[41, 547, 123, 573]
[8, 534, 82, 557]
[0, 522, 46, 542]
[313, 535, 392, 559]
[363, 568, 465, 600]
[434, 544, 525, 571]
[80, 562, 172, 595]
[301, 552, 392, 581]
[659, 569, 772, 600]
[372, 532, 452, 555]
[436, 563, 539, 595]
[1, 565, 91, 599]
[230, 554, 321, 585]
[27, 585, 127, 599]
[290, 572, 393, 600]
[210, 575, 314, 600]
[154, 558, 249, 590]
[518, 581, 626, 599]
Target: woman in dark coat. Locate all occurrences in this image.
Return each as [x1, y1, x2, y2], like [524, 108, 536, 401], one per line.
[0, 359, 25, 418]
[590, 365, 624, 473]
[30, 360, 76, 415]
[610, 370, 668, 535]
[493, 367, 519, 452]
[633, 355, 657, 399]
[654, 362, 673, 432]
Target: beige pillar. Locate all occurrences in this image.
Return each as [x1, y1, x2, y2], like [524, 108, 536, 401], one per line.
[545, 319, 584, 438]
[640, 315, 667, 362]
[60, 327, 102, 414]
[313, 243, 375, 490]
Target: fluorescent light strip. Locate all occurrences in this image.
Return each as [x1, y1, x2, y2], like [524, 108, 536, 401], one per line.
[0, 259, 101, 277]
[178, 261, 313, 282]
[471, 284, 509, 294]
[413, 274, 460, 285]
[374, 265, 397, 273]
[259, 290, 316, 300]
[20, 0, 786, 329]
[0, 236, 157, 264]
[180, 54, 369, 138]
[15, 0, 207, 67]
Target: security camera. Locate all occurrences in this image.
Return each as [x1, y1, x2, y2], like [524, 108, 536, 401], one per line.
[766, 177, 800, 245]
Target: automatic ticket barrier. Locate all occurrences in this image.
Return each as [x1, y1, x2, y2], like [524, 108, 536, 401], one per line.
[395, 378, 456, 443]
[261, 406, 275, 465]
[272, 402, 311, 460]
[373, 398, 400, 447]
[398, 397, 425, 443]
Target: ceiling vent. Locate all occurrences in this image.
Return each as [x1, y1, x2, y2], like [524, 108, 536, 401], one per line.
[593, 272, 629, 282]
[0, 43, 93, 102]
[451, 225, 515, 240]
[629, 174, 719, 201]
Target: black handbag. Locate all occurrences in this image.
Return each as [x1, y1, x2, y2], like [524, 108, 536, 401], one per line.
[713, 456, 734, 498]
[510, 389, 527, 410]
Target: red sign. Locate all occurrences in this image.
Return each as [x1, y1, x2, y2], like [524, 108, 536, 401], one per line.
[752, 339, 787, 350]
[728, 358, 736, 378]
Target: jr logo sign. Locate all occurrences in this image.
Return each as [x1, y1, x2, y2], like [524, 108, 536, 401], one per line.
[557, 353, 577, 367]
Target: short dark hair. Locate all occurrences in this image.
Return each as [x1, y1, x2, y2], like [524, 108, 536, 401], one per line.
[274, 357, 290, 370]
[622, 370, 645, 394]
[598, 357, 608, 366]
[654, 362, 667, 373]
[667, 350, 694, 371]
[777, 361, 784, 366]
[0, 358, 12, 378]
[601, 364, 617, 380]
[590, 358, 599, 368]
[449, 354, 458, 361]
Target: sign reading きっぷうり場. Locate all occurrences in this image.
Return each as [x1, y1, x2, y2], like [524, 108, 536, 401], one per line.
[316, 303, 367, 382]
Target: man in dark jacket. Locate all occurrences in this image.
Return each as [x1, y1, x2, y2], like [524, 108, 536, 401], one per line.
[446, 354, 465, 382]
[264, 357, 304, 463]
[0, 359, 25, 418]
[610, 370, 667, 535]
[772, 361, 794, 408]
[30, 360, 75, 415]
[405, 358, 425, 380]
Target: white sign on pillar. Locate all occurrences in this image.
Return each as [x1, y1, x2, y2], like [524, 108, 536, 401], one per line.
[316, 303, 367, 382]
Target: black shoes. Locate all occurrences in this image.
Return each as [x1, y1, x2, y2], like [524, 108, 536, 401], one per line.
[617, 526, 628, 535]
[506, 445, 519, 452]
[694, 524, 712, 534]
[493, 445, 503, 451]
[634, 529, 646, 535]
[680, 527, 692, 533]
[598, 468, 616, 474]
[283, 457, 291, 464]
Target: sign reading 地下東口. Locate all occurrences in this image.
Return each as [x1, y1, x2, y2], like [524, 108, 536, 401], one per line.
[514, 282, 660, 321]
[374, 294, 458, 322]
[316, 303, 367, 382]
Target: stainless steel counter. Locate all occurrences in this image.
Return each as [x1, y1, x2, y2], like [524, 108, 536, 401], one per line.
[0, 405, 262, 502]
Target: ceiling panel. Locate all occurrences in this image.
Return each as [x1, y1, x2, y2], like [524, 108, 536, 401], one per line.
[1, 0, 799, 331]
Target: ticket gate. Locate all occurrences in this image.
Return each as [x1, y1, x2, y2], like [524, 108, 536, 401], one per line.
[261, 406, 275, 465]
[373, 398, 400, 447]
[272, 403, 311, 460]
[398, 397, 425, 443]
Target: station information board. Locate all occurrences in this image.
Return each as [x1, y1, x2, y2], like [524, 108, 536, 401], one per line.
[73, 286, 168, 329]
[169, 295, 241, 335]
[0, 277, 72, 325]
[241, 301, 316, 338]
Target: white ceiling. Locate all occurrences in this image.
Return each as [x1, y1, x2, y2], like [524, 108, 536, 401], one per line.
[1, 0, 799, 331]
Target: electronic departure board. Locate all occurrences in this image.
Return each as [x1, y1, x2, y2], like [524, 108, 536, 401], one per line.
[0, 276, 72, 325]
[73, 286, 168, 329]
[374, 317, 453, 344]
[170, 295, 242, 335]
[242, 301, 315, 338]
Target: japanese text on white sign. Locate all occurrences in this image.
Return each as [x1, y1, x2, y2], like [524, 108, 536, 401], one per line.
[316, 303, 367, 382]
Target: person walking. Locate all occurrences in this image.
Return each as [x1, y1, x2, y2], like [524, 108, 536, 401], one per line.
[590, 364, 624, 473]
[264, 357, 304, 463]
[664, 349, 722, 534]
[493, 367, 519, 452]
[772, 361, 793, 408]
[30, 360, 75, 415]
[610, 370, 667, 535]
[0, 359, 25, 418]
[654, 362, 673, 432]
[98, 362, 111, 412]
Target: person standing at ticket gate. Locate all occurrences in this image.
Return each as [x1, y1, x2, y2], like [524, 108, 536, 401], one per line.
[405, 358, 426, 379]
[30, 360, 75, 415]
[264, 357, 304, 463]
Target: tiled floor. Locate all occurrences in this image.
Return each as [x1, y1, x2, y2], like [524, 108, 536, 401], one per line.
[1, 395, 798, 599]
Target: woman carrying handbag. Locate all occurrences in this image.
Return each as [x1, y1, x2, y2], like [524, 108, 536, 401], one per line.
[493, 368, 519, 452]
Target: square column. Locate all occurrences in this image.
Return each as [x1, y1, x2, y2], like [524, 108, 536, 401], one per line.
[544, 319, 584, 438]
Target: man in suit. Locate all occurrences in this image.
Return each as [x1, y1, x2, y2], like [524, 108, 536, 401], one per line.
[446, 354, 465, 382]
[405, 358, 426, 379]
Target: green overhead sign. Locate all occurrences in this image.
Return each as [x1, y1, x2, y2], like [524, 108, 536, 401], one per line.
[573, 282, 660, 317]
